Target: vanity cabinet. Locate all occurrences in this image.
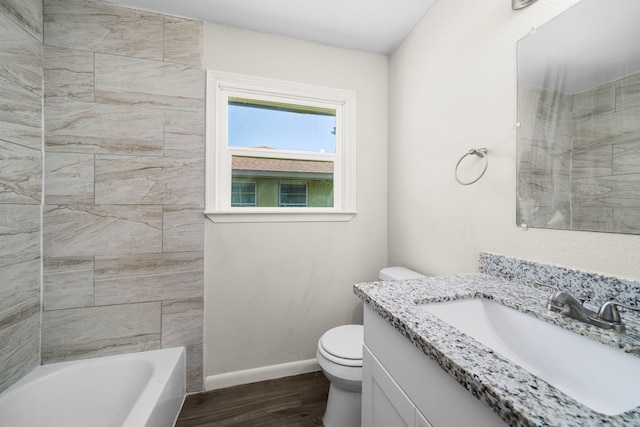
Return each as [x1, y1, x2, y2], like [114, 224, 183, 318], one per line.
[362, 346, 432, 427]
[361, 306, 506, 427]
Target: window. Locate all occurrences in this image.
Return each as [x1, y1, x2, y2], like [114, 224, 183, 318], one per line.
[231, 181, 256, 207]
[279, 183, 307, 207]
[206, 71, 357, 222]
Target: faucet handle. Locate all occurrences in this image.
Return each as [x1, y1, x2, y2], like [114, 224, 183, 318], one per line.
[597, 301, 640, 323]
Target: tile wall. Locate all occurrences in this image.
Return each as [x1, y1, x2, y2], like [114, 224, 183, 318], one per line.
[571, 73, 640, 232]
[0, 0, 43, 392]
[517, 85, 573, 229]
[42, 0, 205, 391]
[517, 72, 640, 233]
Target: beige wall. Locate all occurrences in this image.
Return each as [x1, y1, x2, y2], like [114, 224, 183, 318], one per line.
[388, 0, 640, 279]
[203, 23, 388, 380]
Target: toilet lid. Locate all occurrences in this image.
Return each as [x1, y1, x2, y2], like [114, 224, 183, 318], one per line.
[320, 325, 363, 361]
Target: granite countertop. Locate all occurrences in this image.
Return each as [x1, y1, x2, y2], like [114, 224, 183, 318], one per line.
[354, 274, 640, 427]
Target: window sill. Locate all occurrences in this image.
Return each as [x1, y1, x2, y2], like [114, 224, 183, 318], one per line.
[205, 210, 358, 223]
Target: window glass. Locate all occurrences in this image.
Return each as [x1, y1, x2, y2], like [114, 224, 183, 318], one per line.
[231, 181, 256, 207]
[228, 97, 336, 154]
[279, 183, 308, 207]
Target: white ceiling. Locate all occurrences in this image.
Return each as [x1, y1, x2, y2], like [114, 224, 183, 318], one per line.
[107, 0, 439, 55]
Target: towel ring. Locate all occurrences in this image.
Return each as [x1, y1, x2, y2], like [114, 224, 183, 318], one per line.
[455, 148, 488, 185]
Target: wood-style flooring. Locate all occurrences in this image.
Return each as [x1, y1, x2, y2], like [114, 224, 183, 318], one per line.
[175, 372, 330, 427]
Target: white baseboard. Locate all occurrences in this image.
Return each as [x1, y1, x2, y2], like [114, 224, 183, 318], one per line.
[204, 358, 321, 391]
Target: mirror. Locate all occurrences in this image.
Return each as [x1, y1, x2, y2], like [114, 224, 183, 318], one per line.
[517, 0, 640, 234]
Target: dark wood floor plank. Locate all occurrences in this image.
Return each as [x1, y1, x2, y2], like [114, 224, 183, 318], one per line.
[175, 371, 330, 427]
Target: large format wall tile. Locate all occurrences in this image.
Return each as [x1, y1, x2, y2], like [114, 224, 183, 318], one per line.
[571, 145, 613, 179]
[44, 0, 163, 60]
[0, 205, 40, 268]
[0, 259, 40, 339]
[43, 257, 94, 310]
[0, 13, 42, 150]
[43, 204, 162, 257]
[41, 0, 205, 391]
[45, 99, 165, 155]
[45, 152, 94, 204]
[0, 140, 41, 204]
[0, 1, 42, 393]
[572, 175, 640, 207]
[164, 110, 205, 158]
[572, 82, 615, 121]
[0, 0, 43, 42]
[95, 156, 204, 205]
[616, 73, 640, 112]
[162, 298, 203, 348]
[0, 258, 40, 392]
[0, 311, 39, 392]
[41, 302, 161, 363]
[574, 105, 640, 149]
[44, 46, 94, 101]
[95, 54, 205, 111]
[94, 252, 204, 305]
[163, 206, 205, 252]
[163, 16, 203, 66]
[613, 141, 640, 175]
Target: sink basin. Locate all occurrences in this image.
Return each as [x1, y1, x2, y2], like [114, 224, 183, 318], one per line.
[419, 298, 640, 415]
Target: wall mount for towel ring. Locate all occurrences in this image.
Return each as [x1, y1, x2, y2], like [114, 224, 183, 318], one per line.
[455, 148, 488, 185]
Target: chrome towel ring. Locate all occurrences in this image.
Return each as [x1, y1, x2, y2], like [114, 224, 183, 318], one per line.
[455, 148, 488, 185]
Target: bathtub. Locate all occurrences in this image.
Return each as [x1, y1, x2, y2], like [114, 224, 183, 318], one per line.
[0, 347, 186, 427]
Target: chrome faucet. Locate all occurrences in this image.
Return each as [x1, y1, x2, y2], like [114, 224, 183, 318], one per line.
[536, 283, 640, 332]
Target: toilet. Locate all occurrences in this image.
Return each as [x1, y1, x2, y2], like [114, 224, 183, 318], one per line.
[316, 266, 426, 427]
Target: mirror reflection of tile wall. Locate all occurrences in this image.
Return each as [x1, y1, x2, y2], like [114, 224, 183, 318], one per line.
[517, 71, 640, 234]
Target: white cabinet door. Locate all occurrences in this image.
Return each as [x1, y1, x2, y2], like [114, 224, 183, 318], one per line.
[362, 346, 415, 427]
[415, 410, 433, 427]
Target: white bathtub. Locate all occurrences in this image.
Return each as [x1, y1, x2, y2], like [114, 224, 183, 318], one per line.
[0, 347, 186, 427]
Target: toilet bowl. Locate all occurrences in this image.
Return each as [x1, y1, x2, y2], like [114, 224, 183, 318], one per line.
[317, 266, 426, 427]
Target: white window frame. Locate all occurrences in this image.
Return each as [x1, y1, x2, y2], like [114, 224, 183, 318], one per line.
[205, 71, 357, 223]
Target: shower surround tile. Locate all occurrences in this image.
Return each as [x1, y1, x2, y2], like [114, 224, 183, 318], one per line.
[0, 0, 43, 42]
[41, 302, 161, 363]
[0, 1, 42, 393]
[0, 13, 42, 150]
[163, 206, 205, 252]
[0, 140, 42, 204]
[44, 0, 163, 60]
[43, 46, 94, 101]
[164, 110, 205, 158]
[43, 257, 94, 310]
[161, 298, 204, 348]
[94, 156, 204, 205]
[43, 204, 163, 257]
[41, 0, 205, 391]
[45, 99, 165, 155]
[0, 205, 40, 268]
[94, 53, 205, 111]
[616, 73, 640, 112]
[94, 252, 204, 305]
[613, 141, 640, 175]
[44, 152, 94, 204]
[163, 16, 204, 66]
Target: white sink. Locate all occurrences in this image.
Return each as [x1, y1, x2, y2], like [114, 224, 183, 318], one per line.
[419, 298, 640, 415]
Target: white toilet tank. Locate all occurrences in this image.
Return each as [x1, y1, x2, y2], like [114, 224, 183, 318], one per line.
[379, 266, 426, 280]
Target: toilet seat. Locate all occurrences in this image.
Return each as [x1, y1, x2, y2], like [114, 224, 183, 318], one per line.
[318, 325, 363, 367]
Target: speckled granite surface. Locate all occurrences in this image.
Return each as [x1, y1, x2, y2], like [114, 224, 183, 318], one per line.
[480, 252, 640, 308]
[354, 256, 640, 427]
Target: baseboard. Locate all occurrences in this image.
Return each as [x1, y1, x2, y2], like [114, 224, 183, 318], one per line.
[204, 358, 321, 391]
